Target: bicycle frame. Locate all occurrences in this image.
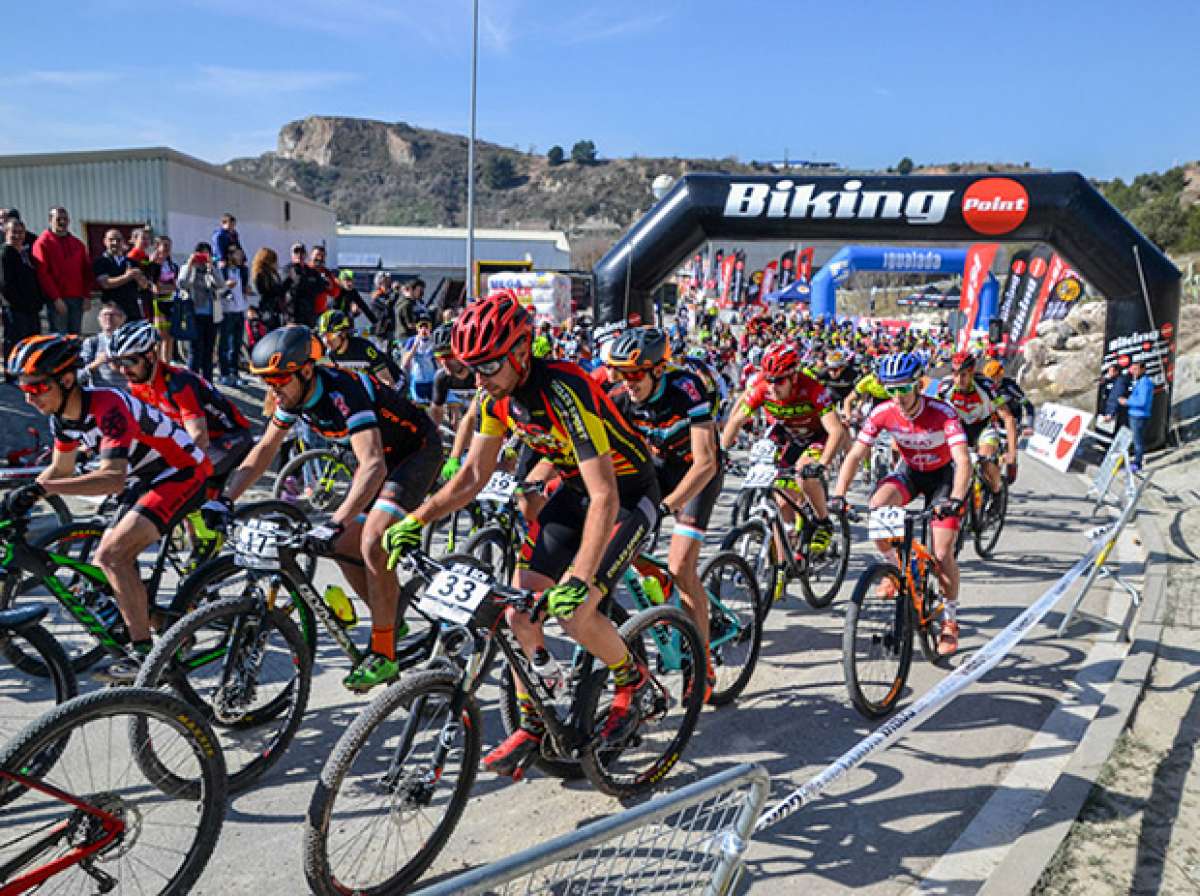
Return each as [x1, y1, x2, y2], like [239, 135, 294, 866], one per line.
[621, 553, 745, 659]
[887, 513, 944, 630]
[0, 769, 125, 895]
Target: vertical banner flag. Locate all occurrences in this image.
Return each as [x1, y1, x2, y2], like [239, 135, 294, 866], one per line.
[1042, 272, 1084, 322]
[719, 251, 737, 307]
[689, 252, 704, 294]
[761, 260, 778, 302]
[708, 249, 724, 295]
[778, 249, 796, 288]
[1022, 252, 1070, 344]
[956, 243, 1000, 351]
[731, 250, 746, 305]
[1008, 244, 1055, 346]
[997, 249, 1030, 328]
[797, 247, 815, 281]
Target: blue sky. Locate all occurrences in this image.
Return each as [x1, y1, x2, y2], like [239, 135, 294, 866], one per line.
[4, 0, 1196, 180]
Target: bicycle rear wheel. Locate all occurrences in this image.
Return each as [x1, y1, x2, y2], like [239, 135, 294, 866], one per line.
[136, 593, 311, 795]
[974, 476, 1008, 559]
[842, 563, 912, 719]
[579, 605, 705, 799]
[0, 688, 226, 896]
[463, 524, 516, 584]
[720, 519, 782, 624]
[701, 552, 763, 706]
[916, 571, 952, 668]
[304, 670, 481, 896]
[273, 448, 355, 519]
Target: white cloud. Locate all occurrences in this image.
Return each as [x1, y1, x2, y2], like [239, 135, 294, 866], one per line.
[16, 70, 121, 88]
[192, 66, 358, 97]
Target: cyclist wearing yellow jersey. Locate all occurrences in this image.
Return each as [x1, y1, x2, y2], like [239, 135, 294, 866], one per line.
[383, 290, 661, 780]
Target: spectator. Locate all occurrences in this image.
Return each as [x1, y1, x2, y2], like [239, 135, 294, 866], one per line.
[369, 272, 395, 344]
[1, 208, 33, 248]
[92, 229, 146, 322]
[1122, 360, 1154, 472]
[251, 247, 286, 330]
[211, 213, 240, 265]
[149, 235, 179, 363]
[125, 227, 157, 321]
[393, 277, 423, 341]
[79, 303, 128, 389]
[32, 206, 92, 334]
[0, 217, 45, 374]
[217, 245, 249, 386]
[177, 242, 226, 382]
[333, 269, 376, 331]
[309, 244, 339, 317]
[1104, 363, 1132, 431]
[401, 314, 437, 403]
[282, 242, 324, 326]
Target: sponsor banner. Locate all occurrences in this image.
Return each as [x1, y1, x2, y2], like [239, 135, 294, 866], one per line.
[1100, 322, 1174, 391]
[730, 250, 747, 305]
[755, 539, 1102, 832]
[707, 248, 723, 295]
[1022, 252, 1070, 344]
[718, 251, 736, 306]
[760, 260, 778, 302]
[1042, 273, 1084, 322]
[957, 243, 1000, 352]
[1008, 244, 1055, 347]
[797, 247, 815, 281]
[778, 249, 795, 288]
[1025, 402, 1094, 472]
[997, 249, 1030, 326]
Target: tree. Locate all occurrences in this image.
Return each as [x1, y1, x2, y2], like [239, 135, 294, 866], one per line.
[547, 145, 564, 166]
[484, 154, 516, 189]
[896, 156, 915, 176]
[571, 140, 597, 165]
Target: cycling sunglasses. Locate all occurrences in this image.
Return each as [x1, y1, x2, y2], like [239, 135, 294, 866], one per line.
[611, 367, 650, 383]
[260, 372, 295, 387]
[767, 374, 793, 385]
[883, 382, 918, 396]
[17, 379, 53, 396]
[109, 356, 145, 370]
[468, 356, 507, 377]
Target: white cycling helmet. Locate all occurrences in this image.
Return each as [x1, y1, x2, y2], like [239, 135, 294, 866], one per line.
[110, 320, 160, 358]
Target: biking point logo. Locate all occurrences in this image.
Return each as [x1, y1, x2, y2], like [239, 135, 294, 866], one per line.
[961, 179, 1030, 235]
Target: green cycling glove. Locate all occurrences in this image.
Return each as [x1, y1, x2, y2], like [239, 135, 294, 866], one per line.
[545, 576, 590, 620]
[383, 515, 425, 570]
[440, 456, 462, 481]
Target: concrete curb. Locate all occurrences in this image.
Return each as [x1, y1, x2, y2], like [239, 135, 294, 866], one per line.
[978, 482, 1170, 896]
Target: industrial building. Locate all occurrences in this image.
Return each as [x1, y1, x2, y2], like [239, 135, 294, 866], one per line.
[0, 147, 336, 262]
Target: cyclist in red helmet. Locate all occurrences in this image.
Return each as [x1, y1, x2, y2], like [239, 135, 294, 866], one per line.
[383, 291, 663, 781]
[720, 341, 847, 556]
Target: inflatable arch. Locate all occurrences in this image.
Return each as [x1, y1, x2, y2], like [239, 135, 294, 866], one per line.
[809, 246, 967, 318]
[592, 173, 1180, 448]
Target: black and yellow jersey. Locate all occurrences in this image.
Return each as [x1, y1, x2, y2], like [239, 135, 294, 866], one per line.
[478, 358, 656, 496]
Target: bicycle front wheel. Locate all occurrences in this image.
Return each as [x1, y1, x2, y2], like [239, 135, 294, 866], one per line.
[273, 447, 355, 519]
[136, 593, 311, 795]
[701, 552, 763, 706]
[463, 524, 516, 584]
[974, 476, 1008, 559]
[580, 605, 705, 799]
[304, 670, 481, 896]
[0, 688, 226, 896]
[842, 562, 912, 719]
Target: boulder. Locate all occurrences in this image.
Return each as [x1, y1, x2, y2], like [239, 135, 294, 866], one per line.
[1065, 333, 1104, 352]
[1064, 300, 1106, 335]
[1021, 337, 1051, 370]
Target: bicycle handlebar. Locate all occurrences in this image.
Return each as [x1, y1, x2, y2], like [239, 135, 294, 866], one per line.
[401, 549, 544, 616]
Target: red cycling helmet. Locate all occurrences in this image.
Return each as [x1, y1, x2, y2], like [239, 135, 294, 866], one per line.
[450, 289, 533, 365]
[762, 343, 801, 381]
[951, 351, 976, 372]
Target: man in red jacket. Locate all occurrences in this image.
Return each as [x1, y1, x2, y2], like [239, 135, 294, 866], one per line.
[32, 207, 93, 335]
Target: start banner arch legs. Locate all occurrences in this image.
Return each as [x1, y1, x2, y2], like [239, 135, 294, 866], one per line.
[592, 172, 1180, 449]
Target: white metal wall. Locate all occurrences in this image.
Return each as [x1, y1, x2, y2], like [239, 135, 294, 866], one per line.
[0, 156, 165, 236]
[163, 159, 335, 262]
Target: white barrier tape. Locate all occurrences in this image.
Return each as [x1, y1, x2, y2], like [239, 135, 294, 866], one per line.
[754, 538, 1105, 833]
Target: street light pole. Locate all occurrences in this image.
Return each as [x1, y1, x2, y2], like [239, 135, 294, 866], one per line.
[465, 0, 479, 301]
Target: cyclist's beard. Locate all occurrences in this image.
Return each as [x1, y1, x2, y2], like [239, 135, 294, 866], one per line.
[281, 374, 315, 412]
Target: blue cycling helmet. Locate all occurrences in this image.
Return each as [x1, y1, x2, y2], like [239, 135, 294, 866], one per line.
[877, 351, 922, 385]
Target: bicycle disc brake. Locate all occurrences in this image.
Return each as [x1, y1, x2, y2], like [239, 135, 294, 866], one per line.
[212, 618, 270, 723]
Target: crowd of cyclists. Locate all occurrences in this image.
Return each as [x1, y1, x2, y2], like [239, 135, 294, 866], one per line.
[3, 288, 1035, 772]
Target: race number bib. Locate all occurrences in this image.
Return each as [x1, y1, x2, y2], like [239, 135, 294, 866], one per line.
[748, 439, 776, 465]
[233, 518, 283, 568]
[478, 471, 519, 503]
[743, 463, 777, 489]
[868, 506, 905, 541]
[417, 565, 492, 624]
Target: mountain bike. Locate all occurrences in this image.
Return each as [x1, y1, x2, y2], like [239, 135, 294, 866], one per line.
[722, 459, 851, 616]
[0, 491, 308, 678]
[302, 548, 704, 896]
[272, 442, 356, 518]
[0, 607, 78, 753]
[842, 506, 951, 719]
[0, 687, 226, 895]
[957, 451, 1009, 560]
[134, 513, 478, 792]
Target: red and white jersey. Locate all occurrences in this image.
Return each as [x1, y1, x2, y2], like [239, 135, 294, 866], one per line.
[740, 372, 834, 443]
[857, 396, 966, 472]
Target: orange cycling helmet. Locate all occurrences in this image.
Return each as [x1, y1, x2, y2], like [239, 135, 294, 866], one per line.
[451, 290, 533, 365]
[761, 343, 801, 381]
[8, 334, 82, 379]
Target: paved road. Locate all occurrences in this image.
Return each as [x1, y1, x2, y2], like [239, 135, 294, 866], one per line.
[0, 445, 1121, 894]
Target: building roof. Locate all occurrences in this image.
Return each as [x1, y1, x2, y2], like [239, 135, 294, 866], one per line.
[0, 146, 332, 213]
[338, 224, 570, 255]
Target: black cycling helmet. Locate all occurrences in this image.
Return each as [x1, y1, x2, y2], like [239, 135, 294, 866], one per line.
[432, 323, 454, 357]
[605, 327, 671, 371]
[8, 334, 82, 379]
[249, 325, 323, 376]
[316, 309, 352, 335]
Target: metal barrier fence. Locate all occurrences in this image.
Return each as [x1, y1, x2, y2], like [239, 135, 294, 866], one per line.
[412, 763, 769, 896]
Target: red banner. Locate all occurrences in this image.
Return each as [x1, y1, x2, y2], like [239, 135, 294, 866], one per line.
[761, 260, 778, 301]
[718, 252, 737, 306]
[797, 247, 815, 281]
[956, 243, 999, 351]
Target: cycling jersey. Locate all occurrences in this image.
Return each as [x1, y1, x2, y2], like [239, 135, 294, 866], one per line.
[740, 372, 835, 445]
[613, 367, 714, 469]
[128, 362, 250, 440]
[478, 358, 656, 497]
[681, 356, 726, 418]
[853, 373, 890, 402]
[431, 366, 475, 407]
[857, 397, 967, 472]
[272, 366, 436, 469]
[821, 363, 860, 402]
[323, 335, 402, 383]
[936, 376, 1002, 428]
